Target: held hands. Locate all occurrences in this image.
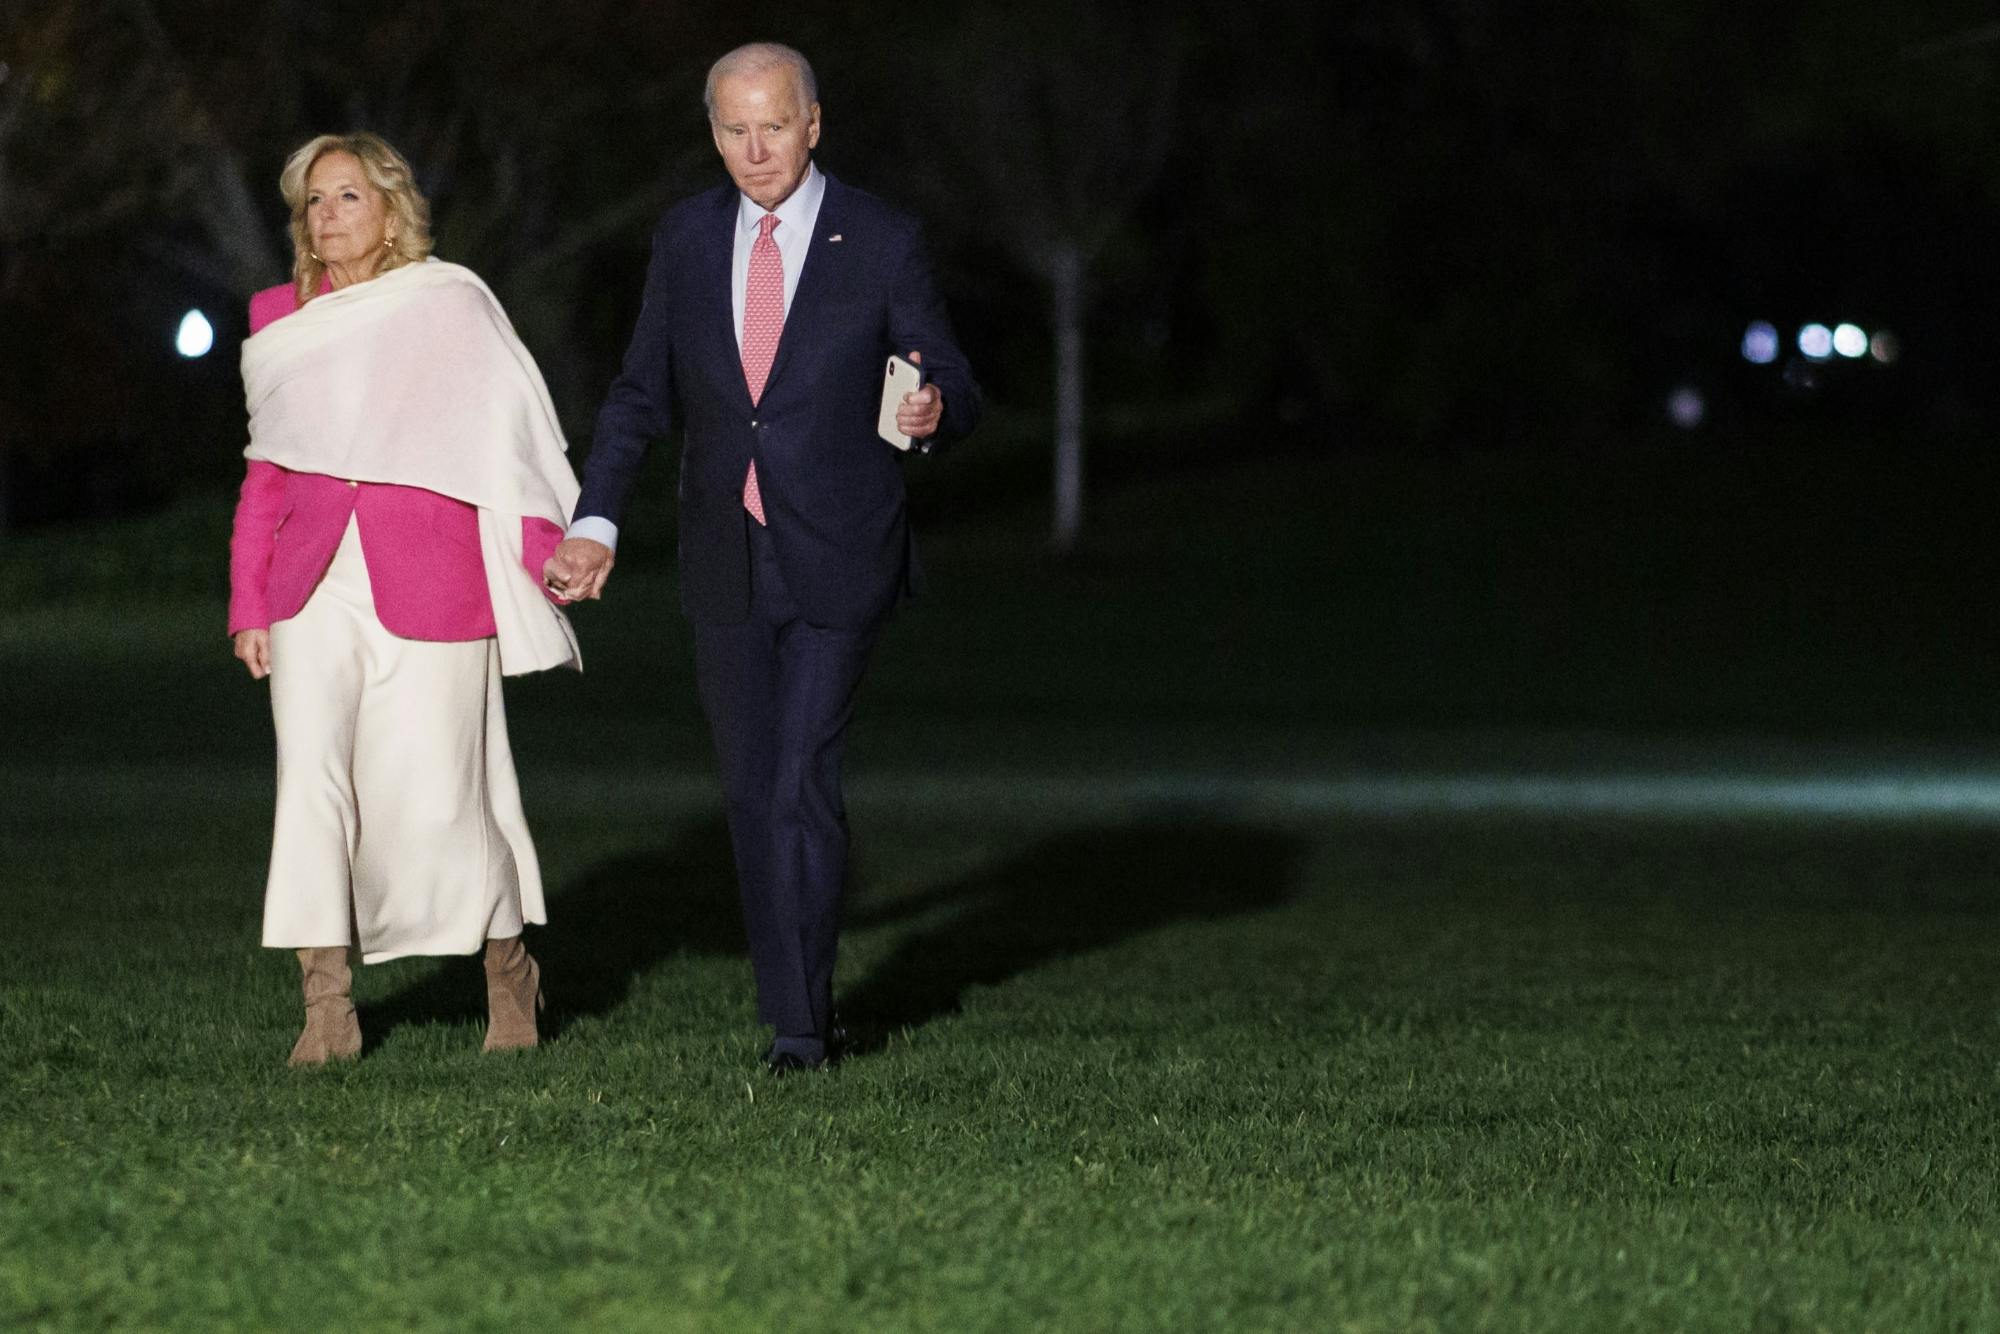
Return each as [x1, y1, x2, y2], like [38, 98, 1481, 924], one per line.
[543, 537, 615, 602]
[233, 629, 271, 680]
[896, 349, 945, 441]
[536, 351, 937, 614]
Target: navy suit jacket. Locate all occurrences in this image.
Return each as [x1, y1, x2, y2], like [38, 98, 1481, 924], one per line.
[576, 172, 982, 629]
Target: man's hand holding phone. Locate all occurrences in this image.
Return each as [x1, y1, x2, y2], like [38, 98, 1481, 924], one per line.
[880, 350, 944, 449]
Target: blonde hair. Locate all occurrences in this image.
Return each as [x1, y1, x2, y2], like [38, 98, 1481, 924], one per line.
[279, 132, 433, 306]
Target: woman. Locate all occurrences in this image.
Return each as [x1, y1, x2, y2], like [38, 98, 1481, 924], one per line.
[228, 132, 581, 1066]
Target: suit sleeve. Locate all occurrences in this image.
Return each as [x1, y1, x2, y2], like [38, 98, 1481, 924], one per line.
[887, 221, 982, 450]
[227, 460, 287, 635]
[574, 220, 681, 529]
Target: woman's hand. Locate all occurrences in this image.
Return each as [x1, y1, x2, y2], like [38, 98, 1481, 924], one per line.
[543, 538, 615, 602]
[233, 629, 272, 680]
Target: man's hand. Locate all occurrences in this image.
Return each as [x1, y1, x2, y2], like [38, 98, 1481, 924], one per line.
[544, 537, 616, 602]
[233, 628, 271, 680]
[896, 348, 945, 441]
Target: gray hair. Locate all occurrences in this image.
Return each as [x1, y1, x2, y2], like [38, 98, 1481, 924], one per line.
[703, 42, 818, 119]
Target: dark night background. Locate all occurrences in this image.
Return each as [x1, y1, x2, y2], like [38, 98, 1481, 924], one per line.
[14, 11, 2000, 1324]
[7, 2, 2000, 735]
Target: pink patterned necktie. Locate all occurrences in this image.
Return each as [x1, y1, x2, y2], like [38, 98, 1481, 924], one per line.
[739, 213, 784, 526]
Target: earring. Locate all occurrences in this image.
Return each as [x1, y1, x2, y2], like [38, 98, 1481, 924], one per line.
[382, 233, 395, 249]
[309, 249, 321, 261]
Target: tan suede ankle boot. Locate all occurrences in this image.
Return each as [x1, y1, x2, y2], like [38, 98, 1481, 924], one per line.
[482, 936, 543, 1052]
[289, 946, 362, 1067]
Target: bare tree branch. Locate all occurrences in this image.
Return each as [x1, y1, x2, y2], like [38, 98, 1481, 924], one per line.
[121, 0, 282, 292]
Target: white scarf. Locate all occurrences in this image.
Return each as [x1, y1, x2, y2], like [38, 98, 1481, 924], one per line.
[242, 259, 581, 675]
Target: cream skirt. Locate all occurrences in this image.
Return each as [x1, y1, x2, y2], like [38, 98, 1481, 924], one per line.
[261, 516, 548, 963]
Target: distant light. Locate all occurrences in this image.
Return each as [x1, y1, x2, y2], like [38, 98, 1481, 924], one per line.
[1870, 330, 1901, 365]
[1741, 321, 1780, 365]
[1797, 323, 1833, 360]
[175, 309, 214, 358]
[1666, 384, 1706, 429]
[1832, 323, 1868, 359]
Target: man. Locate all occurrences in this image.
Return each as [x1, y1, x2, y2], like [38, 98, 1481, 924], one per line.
[544, 42, 981, 1073]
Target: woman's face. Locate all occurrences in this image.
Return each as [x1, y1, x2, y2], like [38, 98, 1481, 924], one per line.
[305, 151, 390, 268]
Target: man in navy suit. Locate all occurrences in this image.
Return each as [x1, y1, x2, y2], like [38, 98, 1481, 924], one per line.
[544, 41, 981, 1073]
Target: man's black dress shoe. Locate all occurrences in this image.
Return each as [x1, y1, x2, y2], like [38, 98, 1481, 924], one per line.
[761, 1046, 826, 1076]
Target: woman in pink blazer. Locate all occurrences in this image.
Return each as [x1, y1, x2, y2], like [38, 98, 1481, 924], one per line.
[229, 132, 578, 1067]
[228, 308, 564, 645]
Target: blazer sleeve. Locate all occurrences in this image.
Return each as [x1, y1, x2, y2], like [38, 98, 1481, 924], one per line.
[520, 516, 567, 604]
[229, 286, 301, 635]
[574, 219, 682, 529]
[887, 221, 983, 451]
[227, 460, 287, 634]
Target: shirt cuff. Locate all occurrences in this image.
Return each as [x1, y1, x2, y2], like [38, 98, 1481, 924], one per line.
[565, 516, 620, 552]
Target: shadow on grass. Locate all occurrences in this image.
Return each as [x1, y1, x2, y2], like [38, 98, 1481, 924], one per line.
[364, 817, 742, 1048]
[363, 816, 1306, 1054]
[838, 818, 1309, 1055]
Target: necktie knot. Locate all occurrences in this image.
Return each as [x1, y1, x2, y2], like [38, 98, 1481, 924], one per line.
[758, 214, 779, 240]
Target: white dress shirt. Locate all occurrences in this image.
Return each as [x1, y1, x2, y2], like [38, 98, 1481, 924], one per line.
[732, 162, 824, 353]
[568, 165, 826, 553]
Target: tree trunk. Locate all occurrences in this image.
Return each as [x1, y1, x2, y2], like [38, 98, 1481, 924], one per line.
[195, 145, 283, 295]
[1050, 239, 1085, 553]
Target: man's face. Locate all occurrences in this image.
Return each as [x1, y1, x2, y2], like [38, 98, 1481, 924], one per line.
[710, 67, 821, 211]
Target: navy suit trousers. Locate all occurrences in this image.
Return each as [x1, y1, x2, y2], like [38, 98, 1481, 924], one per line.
[692, 515, 878, 1062]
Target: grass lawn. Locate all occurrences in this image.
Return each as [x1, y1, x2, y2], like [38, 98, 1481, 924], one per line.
[6, 790, 1999, 1331]
[4, 438, 2000, 1329]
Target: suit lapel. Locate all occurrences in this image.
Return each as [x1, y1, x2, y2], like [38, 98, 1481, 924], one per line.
[698, 188, 751, 410]
[764, 174, 844, 398]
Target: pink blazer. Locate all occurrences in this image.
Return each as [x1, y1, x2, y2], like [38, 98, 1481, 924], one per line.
[228, 282, 565, 640]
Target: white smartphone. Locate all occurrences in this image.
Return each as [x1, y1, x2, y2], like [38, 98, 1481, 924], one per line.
[877, 353, 925, 451]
